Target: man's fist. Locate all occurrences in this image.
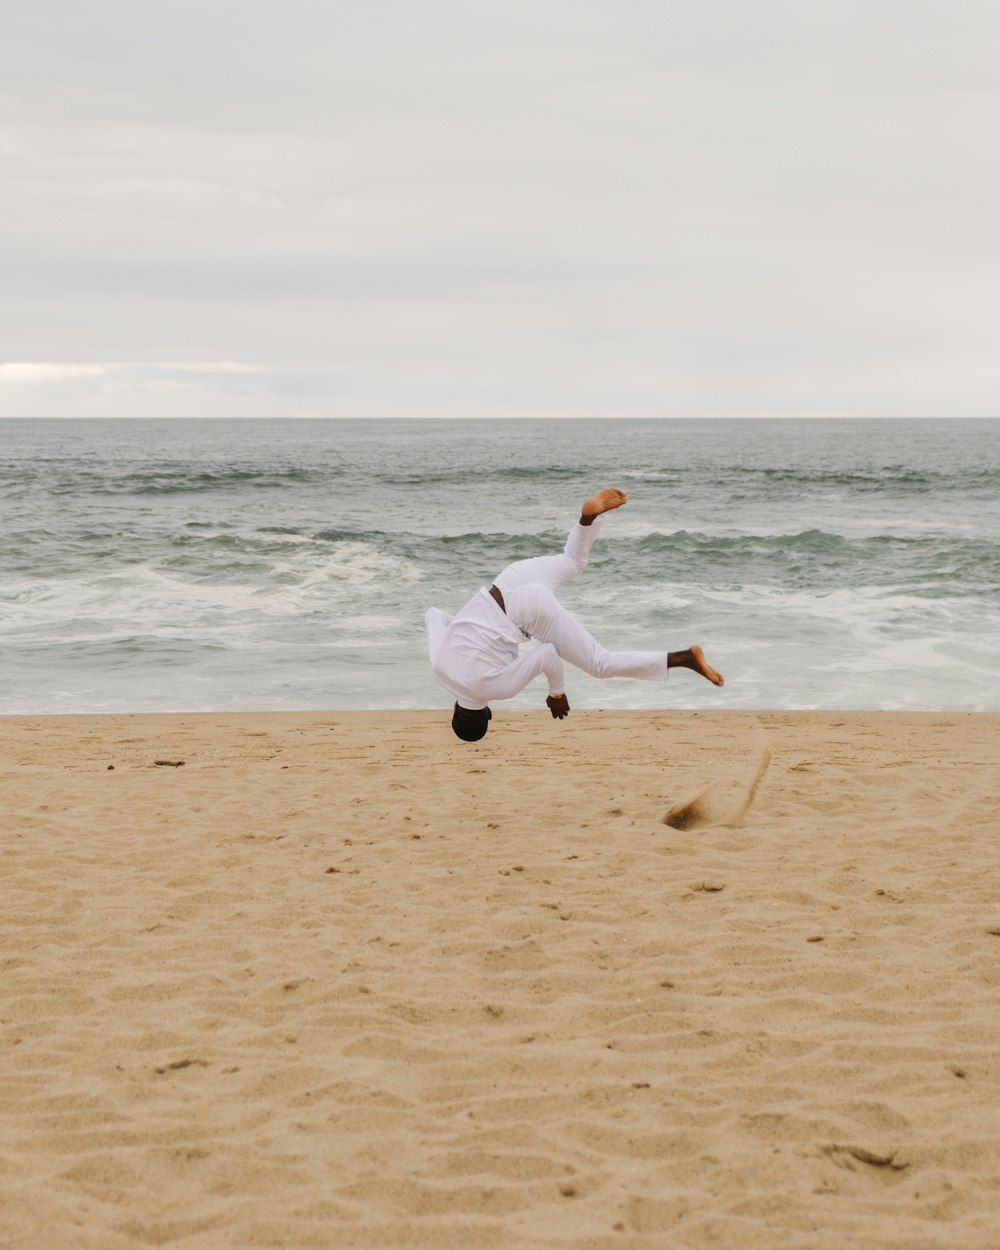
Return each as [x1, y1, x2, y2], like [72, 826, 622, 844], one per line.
[546, 693, 570, 719]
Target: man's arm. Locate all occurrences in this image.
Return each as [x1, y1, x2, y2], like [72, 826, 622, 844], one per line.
[477, 642, 567, 707]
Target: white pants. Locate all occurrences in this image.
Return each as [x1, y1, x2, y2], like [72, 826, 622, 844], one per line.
[493, 518, 668, 682]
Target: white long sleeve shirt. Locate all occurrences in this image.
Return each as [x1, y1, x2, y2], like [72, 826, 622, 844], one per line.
[426, 588, 565, 711]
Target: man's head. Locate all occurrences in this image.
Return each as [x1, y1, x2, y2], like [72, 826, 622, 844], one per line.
[451, 703, 492, 742]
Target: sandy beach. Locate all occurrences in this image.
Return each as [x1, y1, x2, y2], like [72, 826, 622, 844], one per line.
[2, 708, 999, 1249]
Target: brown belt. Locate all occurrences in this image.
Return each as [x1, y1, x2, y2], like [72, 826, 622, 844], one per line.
[489, 584, 506, 613]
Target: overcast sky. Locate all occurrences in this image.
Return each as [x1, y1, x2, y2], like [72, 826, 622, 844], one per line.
[2, 0, 998, 418]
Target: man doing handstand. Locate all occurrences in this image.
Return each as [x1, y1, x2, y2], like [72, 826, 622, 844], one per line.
[426, 489, 724, 741]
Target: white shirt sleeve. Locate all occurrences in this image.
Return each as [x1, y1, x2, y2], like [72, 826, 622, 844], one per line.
[477, 641, 565, 700]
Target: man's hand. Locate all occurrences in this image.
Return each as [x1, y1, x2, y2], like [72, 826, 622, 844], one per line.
[546, 693, 570, 719]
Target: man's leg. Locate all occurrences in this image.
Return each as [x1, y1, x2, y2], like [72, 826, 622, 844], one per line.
[494, 489, 626, 597]
[507, 586, 724, 686]
[506, 584, 670, 681]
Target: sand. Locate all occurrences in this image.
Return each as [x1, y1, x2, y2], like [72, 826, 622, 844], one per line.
[2, 708, 999, 1250]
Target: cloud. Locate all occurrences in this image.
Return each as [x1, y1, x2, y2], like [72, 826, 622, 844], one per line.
[0, 363, 108, 380]
[2, 1, 999, 417]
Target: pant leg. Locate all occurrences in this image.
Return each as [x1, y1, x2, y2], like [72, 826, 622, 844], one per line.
[494, 517, 605, 597]
[504, 583, 668, 681]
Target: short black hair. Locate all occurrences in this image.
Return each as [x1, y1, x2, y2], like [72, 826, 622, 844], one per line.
[451, 703, 492, 742]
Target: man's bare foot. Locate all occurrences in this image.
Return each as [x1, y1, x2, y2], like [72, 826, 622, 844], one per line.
[581, 488, 627, 520]
[667, 645, 725, 686]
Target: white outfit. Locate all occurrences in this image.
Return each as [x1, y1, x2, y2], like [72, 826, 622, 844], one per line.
[426, 516, 668, 710]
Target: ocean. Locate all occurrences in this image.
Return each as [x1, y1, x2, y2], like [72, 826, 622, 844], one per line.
[1, 418, 997, 715]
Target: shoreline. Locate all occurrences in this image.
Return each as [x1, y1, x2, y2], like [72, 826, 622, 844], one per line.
[3, 709, 999, 1248]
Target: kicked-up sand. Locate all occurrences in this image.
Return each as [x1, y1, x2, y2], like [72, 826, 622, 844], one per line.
[1, 708, 999, 1249]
